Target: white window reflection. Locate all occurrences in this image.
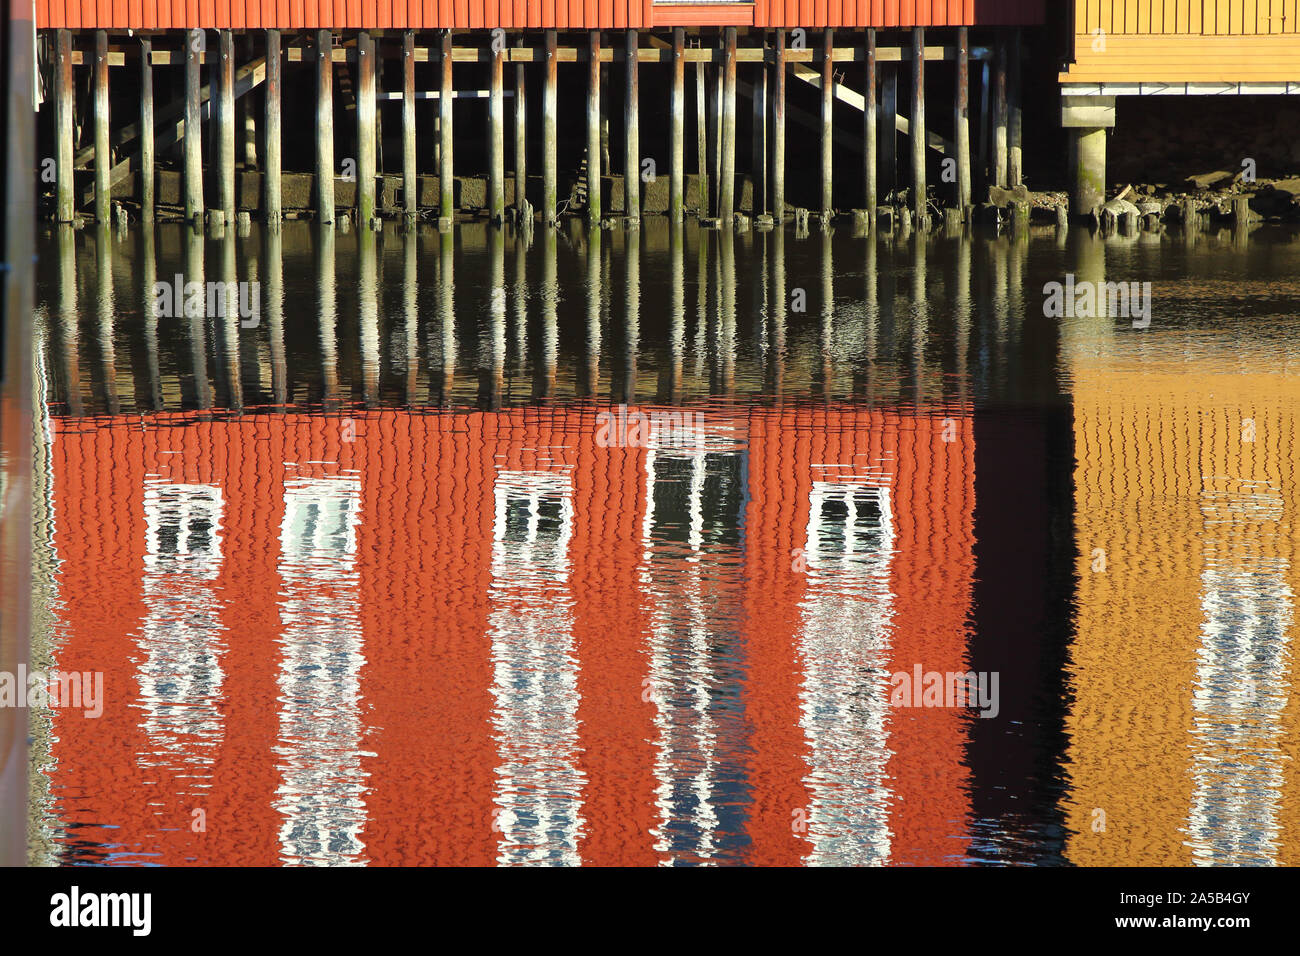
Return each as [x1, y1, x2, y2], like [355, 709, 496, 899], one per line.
[488, 469, 585, 866]
[136, 481, 228, 787]
[798, 478, 897, 866]
[274, 474, 371, 867]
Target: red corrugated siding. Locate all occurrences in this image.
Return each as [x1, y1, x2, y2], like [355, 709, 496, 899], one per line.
[37, 0, 1042, 28]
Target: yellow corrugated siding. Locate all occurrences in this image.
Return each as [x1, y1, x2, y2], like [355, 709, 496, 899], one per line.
[1061, 33, 1300, 82]
[1077, 0, 1296, 34]
[1063, 351, 1300, 866]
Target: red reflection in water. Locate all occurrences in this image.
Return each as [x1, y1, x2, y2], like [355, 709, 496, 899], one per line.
[46, 404, 976, 866]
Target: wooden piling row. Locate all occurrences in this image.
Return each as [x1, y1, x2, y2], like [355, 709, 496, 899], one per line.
[43, 27, 1019, 233]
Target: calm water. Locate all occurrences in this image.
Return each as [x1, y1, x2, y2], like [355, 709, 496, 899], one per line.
[26, 218, 1300, 866]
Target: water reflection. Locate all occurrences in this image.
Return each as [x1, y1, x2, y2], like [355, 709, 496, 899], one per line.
[29, 219, 1300, 866]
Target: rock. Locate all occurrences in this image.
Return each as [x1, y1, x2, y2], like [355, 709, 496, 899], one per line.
[1186, 170, 1236, 191]
[988, 184, 1032, 206]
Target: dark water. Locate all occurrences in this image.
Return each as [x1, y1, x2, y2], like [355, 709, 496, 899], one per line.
[26, 218, 1300, 866]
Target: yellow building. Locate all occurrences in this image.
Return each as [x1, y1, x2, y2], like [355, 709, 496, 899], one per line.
[1061, 245, 1300, 864]
[1060, 2, 1300, 217]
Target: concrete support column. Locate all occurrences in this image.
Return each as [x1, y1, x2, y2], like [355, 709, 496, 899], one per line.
[1070, 128, 1107, 220]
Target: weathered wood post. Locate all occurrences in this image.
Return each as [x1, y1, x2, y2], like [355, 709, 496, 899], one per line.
[587, 31, 601, 222]
[625, 29, 640, 220]
[265, 29, 283, 223]
[439, 30, 454, 225]
[720, 26, 737, 222]
[994, 38, 1008, 189]
[751, 35, 767, 219]
[217, 30, 236, 226]
[820, 28, 834, 220]
[881, 62, 897, 199]
[772, 29, 785, 223]
[1009, 29, 1023, 188]
[911, 27, 926, 228]
[696, 55, 708, 215]
[489, 32, 505, 224]
[140, 38, 155, 222]
[316, 29, 335, 224]
[93, 30, 110, 224]
[864, 28, 876, 226]
[357, 31, 377, 228]
[402, 31, 416, 220]
[669, 27, 685, 224]
[185, 30, 204, 223]
[54, 30, 74, 222]
[543, 29, 558, 224]
[955, 27, 971, 215]
[515, 36, 527, 212]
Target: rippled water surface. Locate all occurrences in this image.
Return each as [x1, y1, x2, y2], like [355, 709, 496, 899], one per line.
[27, 218, 1300, 866]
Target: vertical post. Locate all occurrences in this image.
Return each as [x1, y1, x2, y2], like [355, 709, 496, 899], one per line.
[978, 59, 989, 192]
[515, 36, 527, 211]
[695, 58, 707, 215]
[820, 27, 832, 220]
[772, 29, 785, 223]
[489, 32, 504, 224]
[316, 29, 335, 224]
[864, 28, 876, 224]
[402, 30, 416, 219]
[881, 64, 897, 198]
[587, 31, 601, 222]
[140, 38, 155, 222]
[439, 30, 454, 224]
[185, 30, 204, 223]
[1070, 128, 1106, 219]
[1008, 29, 1023, 188]
[669, 27, 685, 224]
[707, 59, 719, 214]
[955, 26, 971, 214]
[624, 29, 640, 220]
[543, 29, 558, 224]
[266, 29, 283, 223]
[994, 38, 1008, 190]
[357, 31, 376, 228]
[93, 30, 110, 224]
[218, 30, 236, 226]
[54, 30, 74, 222]
[751, 35, 767, 218]
[720, 26, 737, 222]
[911, 26, 926, 227]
